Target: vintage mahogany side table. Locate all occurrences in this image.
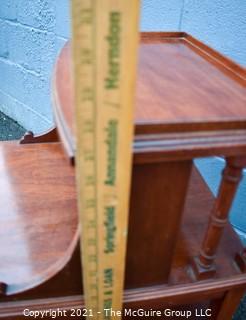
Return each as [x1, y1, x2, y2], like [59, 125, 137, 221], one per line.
[0, 32, 245, 319]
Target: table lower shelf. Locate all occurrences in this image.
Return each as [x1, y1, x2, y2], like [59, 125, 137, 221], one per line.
[0, 141, 244, 309]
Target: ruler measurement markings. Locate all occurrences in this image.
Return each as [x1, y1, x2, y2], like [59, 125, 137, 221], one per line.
[72, 1, 139, 318]
[73, 0, 99, 315]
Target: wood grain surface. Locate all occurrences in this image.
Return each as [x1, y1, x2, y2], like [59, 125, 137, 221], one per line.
[0, 142, 78, 295]
[1, 167, 245, 318]
[53, 32, 246, 158]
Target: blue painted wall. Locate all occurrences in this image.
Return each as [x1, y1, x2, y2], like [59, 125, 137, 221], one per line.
[0, 0, 68, 132]
[0, 1, 245, 241]
[181, 0, 246, 66]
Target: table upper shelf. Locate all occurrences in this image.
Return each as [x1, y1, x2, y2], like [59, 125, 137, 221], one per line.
[52, 32, 246, 159]
[137, 33, 245, 124]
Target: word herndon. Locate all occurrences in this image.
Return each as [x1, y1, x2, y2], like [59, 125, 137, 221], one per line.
[105, 12, 121, 90]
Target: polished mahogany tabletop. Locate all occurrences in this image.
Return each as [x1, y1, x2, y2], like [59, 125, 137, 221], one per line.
[0, 142, 78, 295]
[53, 32, 246, 150]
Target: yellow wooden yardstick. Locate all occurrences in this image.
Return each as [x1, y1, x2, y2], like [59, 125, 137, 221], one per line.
[71, 1, 140, 318]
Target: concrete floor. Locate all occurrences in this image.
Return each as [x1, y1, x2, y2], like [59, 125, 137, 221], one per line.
[0, 111, 26, 140]
[0, 111, 245, 318]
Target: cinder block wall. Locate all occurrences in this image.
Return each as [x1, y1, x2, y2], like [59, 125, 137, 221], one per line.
[0, 0, 68, 132]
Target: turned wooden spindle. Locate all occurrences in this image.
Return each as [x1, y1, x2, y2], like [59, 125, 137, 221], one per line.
[192, 157, 245, 280]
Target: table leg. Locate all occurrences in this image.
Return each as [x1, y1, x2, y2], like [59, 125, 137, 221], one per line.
[192, 157, 246, 280]
[216, 288, 245, 320]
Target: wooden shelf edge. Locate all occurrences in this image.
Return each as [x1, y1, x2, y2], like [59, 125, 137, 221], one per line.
[1, 274, 245, 318]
